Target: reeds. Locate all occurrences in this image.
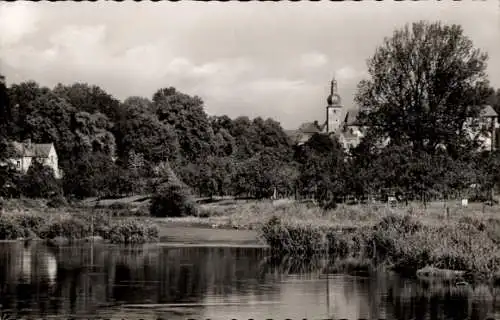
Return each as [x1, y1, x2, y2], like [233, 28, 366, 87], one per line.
[0, 210, 159, 244]
[257, 203, 500, 284]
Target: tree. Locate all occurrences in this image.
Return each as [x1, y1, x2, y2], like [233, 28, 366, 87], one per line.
[22, 92, 77, 167]
[294, 134, 346, 202]
[114, 99, 179, 165]
[52, 83, 122, 122]
[153, 87, 216, 162]
[62, 152, 116, 198]
[21, 160, 62, 198]
[72, 111, 117, 157]
[7, 81, 50, 139]
[356, 21, 492, 158]
[0, 74, 10, 160]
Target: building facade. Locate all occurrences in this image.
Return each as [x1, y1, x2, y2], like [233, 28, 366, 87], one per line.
[4, 140, 62, 179]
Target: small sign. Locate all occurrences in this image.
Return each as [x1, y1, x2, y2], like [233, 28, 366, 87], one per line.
[388, 196, 397, 208]
[461, 199, 468, 207]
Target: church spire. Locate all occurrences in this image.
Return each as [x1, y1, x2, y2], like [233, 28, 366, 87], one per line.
[330, 77, 337, 96]
[327, 76, 341, 106]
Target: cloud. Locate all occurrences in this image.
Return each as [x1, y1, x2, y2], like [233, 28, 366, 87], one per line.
[299, 52, 328, 69]
[0, 2, 40, 47]
[247, 78, 307, 93]
[335, 66, 367, 81]
[1, 1, 498, 130]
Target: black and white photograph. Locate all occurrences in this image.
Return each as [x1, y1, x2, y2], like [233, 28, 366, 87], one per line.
[0, 1, 499, 319]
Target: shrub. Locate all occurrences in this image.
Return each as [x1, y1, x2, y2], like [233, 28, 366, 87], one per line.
[0, 216, 25, 240]
[47, 194, 68, 208]
[21, 161, 62, 198]
[13, 214, 46, 236]
[105, 219, 159, 244]
[150, 183, 197, 217]
[39, 217, 91, 239]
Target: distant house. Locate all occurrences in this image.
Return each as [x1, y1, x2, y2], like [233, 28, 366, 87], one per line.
[465, 104, 499, 151]
[2, 140, 62, 179]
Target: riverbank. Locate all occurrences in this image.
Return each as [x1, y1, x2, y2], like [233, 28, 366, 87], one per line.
[0, 197, 265, 246]
[155, 199, 500, 285]
[253, 202, 500, 286]
[0, 198, 159, 244]
[3, 197, 500, 285]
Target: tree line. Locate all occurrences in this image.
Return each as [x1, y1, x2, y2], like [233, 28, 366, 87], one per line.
[1, 21, 500, 206]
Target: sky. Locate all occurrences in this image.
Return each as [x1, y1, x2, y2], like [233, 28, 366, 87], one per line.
[0, 1, 499, 129]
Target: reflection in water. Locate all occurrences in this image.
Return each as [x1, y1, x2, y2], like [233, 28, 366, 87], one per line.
[0, 242, 498, 320]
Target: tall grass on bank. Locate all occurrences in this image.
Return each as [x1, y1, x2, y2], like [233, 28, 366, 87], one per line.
[259, 212, 500, 284]
[0, 210, 159, 244]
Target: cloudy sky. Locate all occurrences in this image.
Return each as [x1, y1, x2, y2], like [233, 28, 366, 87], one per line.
[1, 1, 499, 129]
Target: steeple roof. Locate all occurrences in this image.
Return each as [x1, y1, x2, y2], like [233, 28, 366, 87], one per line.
[326, 77, 342, 107]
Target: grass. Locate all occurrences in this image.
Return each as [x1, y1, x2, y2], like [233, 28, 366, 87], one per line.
[145, 197, 500, 283]
[3, 196, 500, 284]
[0, 198, 159, 244]
[253, 201, 500, 285]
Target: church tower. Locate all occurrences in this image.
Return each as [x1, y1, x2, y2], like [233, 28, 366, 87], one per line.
[326, 77, 343, 133]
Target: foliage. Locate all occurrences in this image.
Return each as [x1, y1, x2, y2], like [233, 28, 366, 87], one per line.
[13, 213, 46, 235]
[47, 193, 68, 208]
[153, 87, 216, 162]
[356, 21, 491, 158]
[0, 216, 26, 240]
[106, 219, 159, 244]
[39, 217, 91, 239]
[1, 21, 499, 204]
[62, 152, 116, 198]
[0, 210, 159, 244]
[295, 134, 346, 203]
[150, 183, 197, 217]
[21, 160, 62, 198]
[260, 212, 500, 282]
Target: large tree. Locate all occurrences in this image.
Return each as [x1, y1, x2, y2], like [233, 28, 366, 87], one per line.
[115, 97, 180, 165]
[294, 134, 346, 202]
[153, 87, 216, 163]
[52, 83, 122, 122]
[356, 21, 492, 158]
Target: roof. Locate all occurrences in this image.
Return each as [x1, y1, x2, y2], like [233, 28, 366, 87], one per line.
[480, 105, 497, 118]
[344, 109, 361, 126]
[10, 141, 54, 158]
[342, 129, 359, 139]
[284, 129, 297, 138]
[285, 121, 328, 145]
[298, 122, 322, 133]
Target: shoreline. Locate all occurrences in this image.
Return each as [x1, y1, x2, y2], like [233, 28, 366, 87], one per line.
[2, 197, 500, 285]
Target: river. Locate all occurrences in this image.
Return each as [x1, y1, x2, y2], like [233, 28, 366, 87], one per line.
[0, 241, 498, 320]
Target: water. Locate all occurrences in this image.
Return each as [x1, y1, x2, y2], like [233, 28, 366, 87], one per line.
[0, 241, 499, 320]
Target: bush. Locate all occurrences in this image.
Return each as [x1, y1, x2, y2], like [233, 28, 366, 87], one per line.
[21, 161, 62, 198]
[39, 217, 91, 239]
[13, 214, 46, 236]
[0, 216, 25, 240]
[47, 194, 68, 208]
[150, 183, 197, 217]
[105, 219, 159, 244]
